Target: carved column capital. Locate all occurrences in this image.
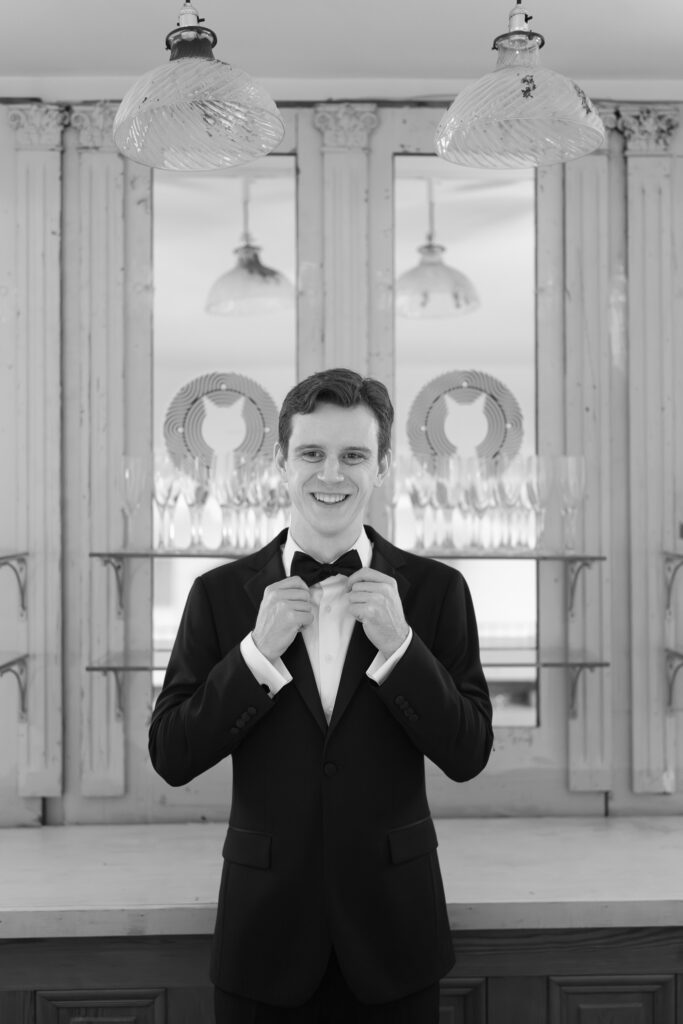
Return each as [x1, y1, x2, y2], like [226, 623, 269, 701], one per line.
[71, 102, 120, 151]
[594, 101, 619, 133]
[8, 103, 69, 151]
[616, 104, 679, 155]
[313, 103, 379, 150]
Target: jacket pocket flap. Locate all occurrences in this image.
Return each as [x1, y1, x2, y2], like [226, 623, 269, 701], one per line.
[223, 828, 271, 869]
[388, 817, 438, 865]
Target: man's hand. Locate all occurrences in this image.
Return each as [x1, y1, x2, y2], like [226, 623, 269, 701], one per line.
[252, 577, 313, 661]
[346, 568, 410, 659]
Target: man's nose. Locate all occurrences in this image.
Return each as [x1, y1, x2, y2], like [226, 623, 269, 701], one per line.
[317, 457, 344, 482]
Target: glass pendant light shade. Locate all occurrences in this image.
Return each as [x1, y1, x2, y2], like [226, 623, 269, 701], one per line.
[113, 2, 284, 171]
[435, 2, 605, 169]
[205, 179, 294, 315]
[396, 180, 479, 318]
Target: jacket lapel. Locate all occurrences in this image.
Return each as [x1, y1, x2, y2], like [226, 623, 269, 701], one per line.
[327, 528, 412, 737]
[244, 529, 328, 735]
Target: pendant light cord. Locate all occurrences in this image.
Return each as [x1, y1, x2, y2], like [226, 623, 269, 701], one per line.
[242, 177, 252, 246]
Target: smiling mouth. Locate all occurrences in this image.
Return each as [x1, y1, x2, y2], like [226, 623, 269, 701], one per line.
[311, 492, 349, 504]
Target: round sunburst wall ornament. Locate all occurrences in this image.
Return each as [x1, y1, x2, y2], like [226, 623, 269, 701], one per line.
[407, 369, 524, 465]
[163, 371, 279, 469]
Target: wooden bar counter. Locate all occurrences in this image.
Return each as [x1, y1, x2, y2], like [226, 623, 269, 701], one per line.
[2, 818, 683, 1022]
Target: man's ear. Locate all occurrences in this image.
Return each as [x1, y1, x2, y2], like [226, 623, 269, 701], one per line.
[274, 442, 287, 478]
[375, 449, 392, 486]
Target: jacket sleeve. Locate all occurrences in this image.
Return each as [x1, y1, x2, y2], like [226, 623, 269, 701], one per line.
[148, 576, 274, 786]
[374, 569, 493, 781]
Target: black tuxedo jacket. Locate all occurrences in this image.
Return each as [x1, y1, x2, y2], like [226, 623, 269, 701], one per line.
[149, 527, 492, 1006]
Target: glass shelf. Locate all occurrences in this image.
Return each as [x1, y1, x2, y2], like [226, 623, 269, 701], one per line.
[90, 549, 607, 560]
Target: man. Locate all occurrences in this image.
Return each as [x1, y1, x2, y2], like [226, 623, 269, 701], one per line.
[149, 368, 493, 1023]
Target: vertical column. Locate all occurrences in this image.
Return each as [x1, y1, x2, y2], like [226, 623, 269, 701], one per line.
[69, 102, 127, 796]
[621, 104, 681, 792]
[313, 103, 379, 372]
[564, 123, 613, 791]
[9, 103, 68, 798]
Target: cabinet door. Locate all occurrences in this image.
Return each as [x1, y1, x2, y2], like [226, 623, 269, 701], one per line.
[36, 989, 165, 1024]
[549, 975, 676, 1024]
[439, 977, 486, 1024]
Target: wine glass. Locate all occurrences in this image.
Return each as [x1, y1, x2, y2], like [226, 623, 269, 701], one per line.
[120, 455, 147, 549]
[153, 449, 180, 550]
[496, 455, 524, 550]
[405, 456, 434, 550]
[211, 452, 239, 550]
[558, 454, 587, 552]
[525, 455, 555, 550]
[179, 456, 210, 550]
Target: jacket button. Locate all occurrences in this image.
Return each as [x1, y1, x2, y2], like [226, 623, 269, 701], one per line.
[247, 706, 257, 716]
[229, 727, 239, 736]
[395, 695, 405, 706]
[323, 762, 338, 777]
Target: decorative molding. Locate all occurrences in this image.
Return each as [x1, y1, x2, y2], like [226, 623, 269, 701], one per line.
[313, 102, 379, 150]
[594, 101, 619, 133]
[71, 101, 120, 151]
[616, 104, 679, 155]
[8, 103, 68, 150]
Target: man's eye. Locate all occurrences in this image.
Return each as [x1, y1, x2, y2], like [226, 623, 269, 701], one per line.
[344, 452, 365, 462]
[301, 450, 322, 460]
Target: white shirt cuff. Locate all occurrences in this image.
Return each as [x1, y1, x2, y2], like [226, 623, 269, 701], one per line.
[366, 628, 413, 685]
[240, 633, 293, 696]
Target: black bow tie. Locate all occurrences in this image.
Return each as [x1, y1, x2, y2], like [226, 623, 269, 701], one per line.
[290, 549, 362, 586]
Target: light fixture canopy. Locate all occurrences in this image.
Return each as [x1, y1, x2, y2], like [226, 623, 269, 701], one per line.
[113, 1, 285, 171]
[434, 1, 605, 169]
[396, 179, 479, 318]
[205, 178, 295, 315]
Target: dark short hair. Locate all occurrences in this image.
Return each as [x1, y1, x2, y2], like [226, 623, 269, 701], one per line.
[278, 368, 393, 461]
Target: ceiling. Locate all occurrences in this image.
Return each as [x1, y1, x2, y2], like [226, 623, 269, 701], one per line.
[3, 0, 683, 102]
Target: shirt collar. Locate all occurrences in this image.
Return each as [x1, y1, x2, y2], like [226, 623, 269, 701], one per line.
[283, 527, 372, 577]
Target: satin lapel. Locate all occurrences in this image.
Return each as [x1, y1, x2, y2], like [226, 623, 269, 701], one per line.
[327, 621, 377, 737]
[243, 533, 327, 735]
[282, 633, 328, 735]
[327, 536, 411, 736]
[243, 533, 288, 610]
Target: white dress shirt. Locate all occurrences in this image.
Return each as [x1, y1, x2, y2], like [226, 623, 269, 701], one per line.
[240, 529, 412, 723]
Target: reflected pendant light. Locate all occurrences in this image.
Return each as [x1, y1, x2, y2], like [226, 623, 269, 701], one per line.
[205, 178, 295, 315]
[396, 179, 479, 318]
[113, 1, 284, 171]
[434, 1, 605, 169]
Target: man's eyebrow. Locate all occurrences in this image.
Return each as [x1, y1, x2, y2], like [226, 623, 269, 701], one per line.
[292, 444, 373, 454]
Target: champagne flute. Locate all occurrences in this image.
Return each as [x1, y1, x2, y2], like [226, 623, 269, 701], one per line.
[525, 454, 555, 551]
[153, 449, 180, 550]
[558, 454, 587, 552]
[179, 456, 209, 551]
[120, 455, 147, 549]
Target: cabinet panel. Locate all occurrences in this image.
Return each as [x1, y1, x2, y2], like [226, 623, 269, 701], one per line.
[487, 977, 547, 1024]
[549, 975, 675, 1024]
[36, 990, 165, 1024]
[438, 977, 486, 1024]
[0, 991, 33, 1024]
[166, 987, 214, 1024]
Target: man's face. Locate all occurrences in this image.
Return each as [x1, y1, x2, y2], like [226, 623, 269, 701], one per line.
[275, 402, 390, 556]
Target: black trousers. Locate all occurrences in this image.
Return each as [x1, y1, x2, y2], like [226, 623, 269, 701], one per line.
[214, 949, 440, 1023]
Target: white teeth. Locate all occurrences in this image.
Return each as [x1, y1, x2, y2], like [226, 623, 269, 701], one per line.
[313, 493, 347, 504]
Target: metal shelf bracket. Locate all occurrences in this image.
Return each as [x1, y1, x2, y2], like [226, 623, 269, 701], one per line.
[97, 556, 125, 617]
[568, 663, 600, 719]
[0, 554, 27, 616]
[664, 554, 683, 614]
[0, 655, 28, 719]
[665, 649, 683, 711]
[96, 668, 124, 719]
[566, 558, 595, 617]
